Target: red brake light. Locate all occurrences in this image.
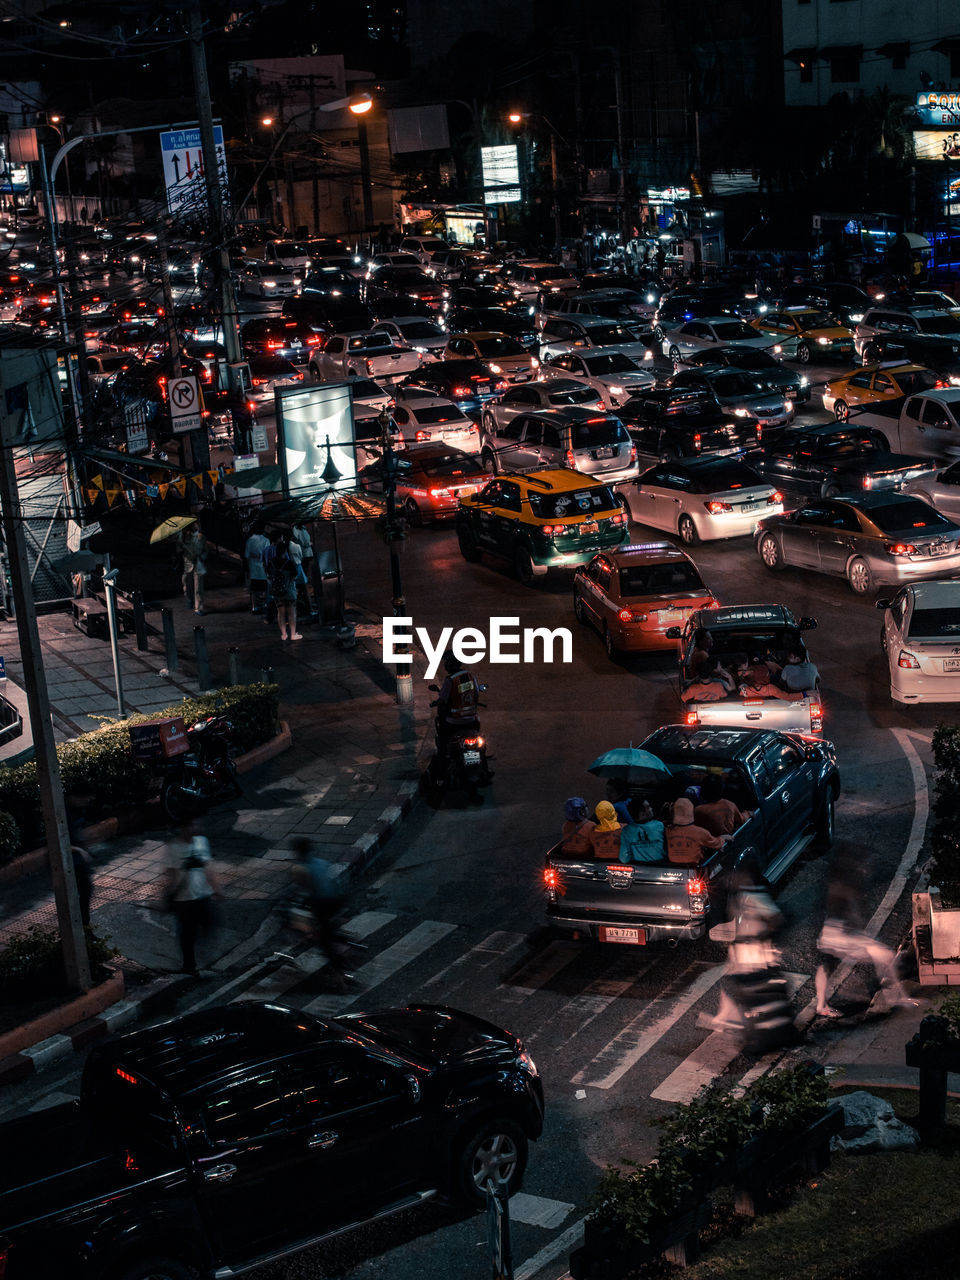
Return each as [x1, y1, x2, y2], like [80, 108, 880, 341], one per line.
[544, 867, 560, 889]
[452, 384, 471, 396]
[416, 429, 430, 441]
[768, 491, 783, 504]
[884, 542, 916, 556]
[429, 486, 451, 496]
[684, 710, 699, 725]
[705, 501, 733, 514]
[463, 735, 484, 747]
[540, 523, 565, 536]
[306, 334, 321, 344]
[116, 1067, 139, 1085]
[687, 877, 706, 897]
[252, 376, 267, 385]
[565, 449, 577, 468]
[898, 652, 920, 669]
[693, 432, 702, 451]
[618, 608, 632, 622]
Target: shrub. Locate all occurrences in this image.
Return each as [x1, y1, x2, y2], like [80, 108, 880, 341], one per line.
[0, 925, 119, 1000]
[0, 683, 279, 865]
[930, 724, 960, 906]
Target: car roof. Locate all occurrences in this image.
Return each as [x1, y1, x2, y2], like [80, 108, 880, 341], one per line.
[680, 315, 746, 326]
[378, 315, 439, 326]
[788, 421, 883, 438]
[403, 441, 477, 460]
[906, 388, 960, 405]
[520, 406, 620, 424]
[656, 455, 758, 476]
[458, 330, 521, 340]
[643, 724, 773, 761]
[513, 468, 609, 492]
[605, 541, 694, 565]
[843, 362, 926, 376]
[830, 490, 933, 510]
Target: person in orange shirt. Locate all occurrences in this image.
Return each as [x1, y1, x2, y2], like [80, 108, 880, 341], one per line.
[560, 797, 596, 856]
[589, 801, 623, 860]
[694, 775, 751, 837]
[681, 658, 736, 703]
[665, 797, 729, 865]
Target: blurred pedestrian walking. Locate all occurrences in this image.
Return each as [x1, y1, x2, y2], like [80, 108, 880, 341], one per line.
[289, 837, 359, 989]
[179, 523, 208, 615]
[163, 820, 220, 977]
[244, 523, 269, 613]
[270, 532, 301, 640]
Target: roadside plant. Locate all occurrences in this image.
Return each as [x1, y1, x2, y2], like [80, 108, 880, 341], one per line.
[742, 1061, 830, 1134]
[0, 925, 119, 1000]
[657, 1083, 754, 1168]
[588, 1149, 695, 1241]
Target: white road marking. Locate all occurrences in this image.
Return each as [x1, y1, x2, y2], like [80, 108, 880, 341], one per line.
[572, 964, 725, 1089]
[302, 918, 457, 1015]
[498, 940, 583, 1004]
[508, 1192, 575, 1229]
[515, 1217, 586, 1280]
[419, 929, 528, 991]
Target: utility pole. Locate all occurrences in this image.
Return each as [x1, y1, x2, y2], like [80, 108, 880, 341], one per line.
[0, 395, 91, 991]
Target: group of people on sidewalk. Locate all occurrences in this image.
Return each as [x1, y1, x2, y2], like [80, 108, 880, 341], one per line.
[243, 520, 318, 641]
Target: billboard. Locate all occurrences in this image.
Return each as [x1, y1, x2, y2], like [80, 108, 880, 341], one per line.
[916, 92, 960, 129]
[481, 144, 521, 204]
[275, 382, 357, 495]
[914, 130, 960, 161]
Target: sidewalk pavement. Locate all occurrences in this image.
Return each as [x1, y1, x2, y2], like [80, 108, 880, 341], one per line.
[0, 567, 432, 996]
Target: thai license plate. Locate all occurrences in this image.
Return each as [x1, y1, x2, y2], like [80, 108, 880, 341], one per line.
[463, 750, 481, 764]
[658, 609, 683, 623]
[786, 389, 797, 398]
[476, 381, 491, 393]
[943, 658, 960, 671]
[927, 542, 951, 556]
[579, 521, 598, 535]
[740, 501, 761, 512]
[599, 925, 645, 945]
[594, 447, 615, 459]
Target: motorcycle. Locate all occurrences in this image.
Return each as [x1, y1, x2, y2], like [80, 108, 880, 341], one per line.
[425, 684, 492, 806]
[158, 714, 243, 821]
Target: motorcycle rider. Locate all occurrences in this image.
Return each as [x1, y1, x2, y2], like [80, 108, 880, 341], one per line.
[434, 650, 486, 803]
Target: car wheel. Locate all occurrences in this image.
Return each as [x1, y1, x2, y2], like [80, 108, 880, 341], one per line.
[457, 524, 482, 563]
[514, 545, 536, 586]
[453, 1119, 528, 1209]
[115, 1256, 197, 1280]
[678, 514, 698, 545]
[795, 341, 811, 364]
[758, 532, 783, 571]
[481, 448, 499, 475]
[847, 556, 873, 595]
[574, 592, 588, 626]
[880, 624, 888, 655]
[403, 498, 422, 527]
[653, 325, 664, 341]
[668, 344, 681, 363]
[604, 625, 617, 659]
[834, 399, 849, 422]
[821, 483, 841, 499]
[815, 793, 835, 851]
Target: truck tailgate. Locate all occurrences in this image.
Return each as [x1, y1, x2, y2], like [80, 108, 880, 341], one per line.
[690, 693, 821, 735]
[546, 854, 700, 931]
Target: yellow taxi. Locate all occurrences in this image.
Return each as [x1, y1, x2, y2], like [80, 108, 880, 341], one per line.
[751, 306, 855, 365]
[822, 362, 948, 421]
[455, 468, 629, 584]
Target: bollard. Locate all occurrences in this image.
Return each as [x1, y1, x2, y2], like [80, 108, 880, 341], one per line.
[132, 590, 148, 651]
[260, 666, 274, 685]
[396, 670, 414, 707]
[161, 607, 178, 672]
[228, 646, 241, 686]
[194, 626, 213, 692]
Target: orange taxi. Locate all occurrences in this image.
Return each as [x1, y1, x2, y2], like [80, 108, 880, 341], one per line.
[750, 307, 854, 365]
[822, 362, 947, 421]
[573, 542, 719, 658]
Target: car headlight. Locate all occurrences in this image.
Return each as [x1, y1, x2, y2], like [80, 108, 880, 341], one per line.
[800, 375, 809, 386]
[646, 293, 656, 303]
[734, 407, 751, 417]
[609, 385, 625, 396]
[816, 336, 830, 345]
[264, 280, 276, 288]
[758, 303, 768, 313]
[531, 356, 539, 368]
[773, 344, 782, 354]
[849, 313, 864, 323]
[782, 399, 790, 411]
[489, 363, 503, 373]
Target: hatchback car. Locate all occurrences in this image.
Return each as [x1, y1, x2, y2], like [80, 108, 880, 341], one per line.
[751, 307, 855, 364]
[479, 407, 638, 485]
[878, 579, 960, 703]
[668, 367, 794, 431]
[456, 469, 629, 583]
[679, 344, 810, 403]
[445, 331, 539, 383]
[661, 316, 779, 361]
[542, 348, 657, 407]
[624, 457, 784, 545]
[756, 492, 960, 594]
[391, 387, 478, 451]
[360, 442, 486, 523]
[823, 362, 946, 420]
[236, 259, 301, 297]
[574, 543, 718, 656]
[481, 379, 604, 434]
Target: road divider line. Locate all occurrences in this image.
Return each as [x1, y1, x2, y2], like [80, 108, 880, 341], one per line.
[499, 940, 584, 1004]
[515, 1216, 586, 1280]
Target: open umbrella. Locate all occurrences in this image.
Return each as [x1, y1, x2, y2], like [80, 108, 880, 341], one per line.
[149, 515, 196, 544]
[54, 549, 98, 573]
[588, 748, 672, 785]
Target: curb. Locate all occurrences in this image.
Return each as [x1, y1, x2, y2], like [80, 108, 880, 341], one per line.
[0, 968, 125, 1062]
[0, 973, 186, 1087]
[342, 778, 421, 877]
[0, 722, 293, 887]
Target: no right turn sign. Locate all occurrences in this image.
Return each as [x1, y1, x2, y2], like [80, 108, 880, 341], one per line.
[169, 375, 202, 434]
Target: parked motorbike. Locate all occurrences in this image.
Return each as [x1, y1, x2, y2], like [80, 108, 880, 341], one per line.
[425, 684, 492, 806]
[158, 714, 242, 821]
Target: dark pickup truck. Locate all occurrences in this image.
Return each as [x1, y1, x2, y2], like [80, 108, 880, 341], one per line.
[544, 724, 840, 947]
[751, 424, 938, 500]
[0, 1002, 544, 1280]
[619, 387, 759, 466]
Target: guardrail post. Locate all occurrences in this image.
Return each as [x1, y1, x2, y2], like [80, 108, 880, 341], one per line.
[228, 646, 240, 686]
[194, 626, 213, 692]
[161, 607, 178, 672]
[132, 590, 148, 651]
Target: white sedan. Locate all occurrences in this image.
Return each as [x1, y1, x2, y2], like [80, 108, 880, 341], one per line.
[391, 387, 478, 451]
[373, 317, 448, 361]
[660, 315, 782, 363]
[236, 260, 301, 297]
[879, 579, 960, 703]
[623, 456, 784, 545]
[542, 347, 657, 408]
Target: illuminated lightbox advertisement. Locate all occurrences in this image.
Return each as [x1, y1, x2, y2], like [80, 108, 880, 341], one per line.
[481, 144, 521, 204]
[275, 382, 357, 495]
[914, 130, 960, 161]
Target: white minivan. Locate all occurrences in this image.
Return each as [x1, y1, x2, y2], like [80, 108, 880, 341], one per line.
[399, 235, 449, 265]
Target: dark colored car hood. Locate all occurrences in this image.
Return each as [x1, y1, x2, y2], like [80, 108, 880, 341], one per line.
[341, 1004, 521, 1066]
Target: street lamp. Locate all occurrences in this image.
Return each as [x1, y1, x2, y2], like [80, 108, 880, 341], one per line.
[507, 110, 566, 253]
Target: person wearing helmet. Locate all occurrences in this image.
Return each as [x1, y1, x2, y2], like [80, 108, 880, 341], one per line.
[436, 650, 481, 742]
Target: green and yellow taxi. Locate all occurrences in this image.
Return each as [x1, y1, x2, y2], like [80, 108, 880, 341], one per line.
[822, 361, 947, 420]
[455, 468, 629, 584]
[750, 306, 855, 365]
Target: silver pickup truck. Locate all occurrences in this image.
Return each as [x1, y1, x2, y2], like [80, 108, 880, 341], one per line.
[667, 603, 823, 736]
[544, 724, 840, 946]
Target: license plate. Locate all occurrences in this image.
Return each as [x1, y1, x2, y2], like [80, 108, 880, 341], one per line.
[786, 389, 797, 398]
[600, 925, 645, 945]
[740, 501, 761, 513]
[658, 609, 683, 622]
[927, 542, 951, 557]
[944, 658, 960, 671]
[579, 521, 598, 535]
[463, 750, 481, 764]
[594, 447, 616, 459]
[477, 381, 491, 392]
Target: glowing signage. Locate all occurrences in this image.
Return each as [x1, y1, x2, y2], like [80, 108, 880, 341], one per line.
[914, 130, 960, 161]
[916, 92, 960, 128]
[481, 145, 521, 204]
[275, 382, 357, 495]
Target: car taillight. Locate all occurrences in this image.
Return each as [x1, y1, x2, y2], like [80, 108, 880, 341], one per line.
[687, 876, 708, 913]
[543, 865, 565, 894]
[252, 376, 267, 385]
[294, 371, 304, 380]
[611, 511, 627, 526]
[705, 501, 733, 514]
[452, 384, 471, 396]
[416, 429, 430, 441]
[429, 486, 451, 496]
[618, 608, 647, 622]
[565, 449, 576, 468]
[884, 542, 916, 556]
[629, 445, 637, 463]
[266, 340, 282, 348]
[540, 523, 565, 537]
[684, 710, 699, 725]
[898, 651, 920, 669]
[810, 702, 823, 731]
[741, 698, 764, 706]
[463, 735, 484, 747]
[366, 358, 375, 372]
[693, 433, 702, 451]
[863, 475, 873, 489]
[768, 491, 783, 504]
[306, 334, 321, 344]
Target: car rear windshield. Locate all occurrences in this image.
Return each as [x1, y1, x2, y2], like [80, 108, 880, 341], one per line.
[351, 379, 385, 399]
[527, 486, 616, 518]
[711, 371, 768, 396]
[918, 314, 960, 335]
[548, 386, 599, 405]
[584, 352, 640, 374]
[399, 322, 443, 339]
[868, 500, 953, 533]
[419, 453, 485, 477]
[586, 323, 634, 345]
[895, 370, 941, 394]
[798, 311, 835, 328]
[350, 334, 394, 350]
[475, 335, 525, 356]
[620, 562, 706, 594]
[569, 420, 629, 448]
[728, 349, 779, 370]
[531, 266, 574, 282]
[816, 431, 884, 455]
[908, 607, 960, 638]
[710, 321, 760, 341]
[274, 243, 306, 258]
[414, 405, 466, 425]
[687, 463, 764, 493]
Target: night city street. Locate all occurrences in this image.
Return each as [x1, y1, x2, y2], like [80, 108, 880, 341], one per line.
[0, 3, 960, 1280]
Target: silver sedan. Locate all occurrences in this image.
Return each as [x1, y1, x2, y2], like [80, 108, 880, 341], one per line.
[481, 377, 604, 432]
[624, 456, 783, 545]
[903, 458, 960, 521]
[668, 367, 795, 430]
[755, 492, 960, 594]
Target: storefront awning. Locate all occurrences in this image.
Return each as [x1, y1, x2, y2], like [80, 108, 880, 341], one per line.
[901, 232, 932, 250]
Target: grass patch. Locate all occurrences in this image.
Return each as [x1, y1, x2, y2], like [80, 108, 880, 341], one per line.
[620, 1089, 960, 1279]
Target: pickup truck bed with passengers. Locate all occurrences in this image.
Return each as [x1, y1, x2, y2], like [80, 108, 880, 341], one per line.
[544, 724, 839, 946]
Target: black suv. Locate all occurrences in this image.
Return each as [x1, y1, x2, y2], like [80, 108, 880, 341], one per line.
[0, 1002, 544, 1280]
[619, 386, 759, 464]
[240, 316, 320, 364]
[752, 423, 937, 498]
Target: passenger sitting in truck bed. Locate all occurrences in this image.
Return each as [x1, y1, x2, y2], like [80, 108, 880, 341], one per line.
[691, 629, 734, 684]
[781, 648, 820, 693]
[560, 797, 595, 855]
[665, 797, 729, 865]
[738, 662, 803, 701]
[694, 774, 751, 837]
[589, 801, 623, 860]
[619, 798, 666, 863]
[606, 778, 633, 824]
[681, 658, 736, 702]
[743, 653, 783, 686]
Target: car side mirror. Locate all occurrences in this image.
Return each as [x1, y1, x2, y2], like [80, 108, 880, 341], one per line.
[665, 626, 682, 639]
[798, 617, 817, 630]
[876, 598, 891, 611]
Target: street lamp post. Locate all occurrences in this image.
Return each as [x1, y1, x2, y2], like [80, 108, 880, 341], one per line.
[101, 570, 126, 719]
[377, 407, 412, 706]
[508, 111, 566, 253]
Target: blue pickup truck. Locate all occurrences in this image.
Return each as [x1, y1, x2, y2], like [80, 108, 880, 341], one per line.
[544, 724, 840, 947]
